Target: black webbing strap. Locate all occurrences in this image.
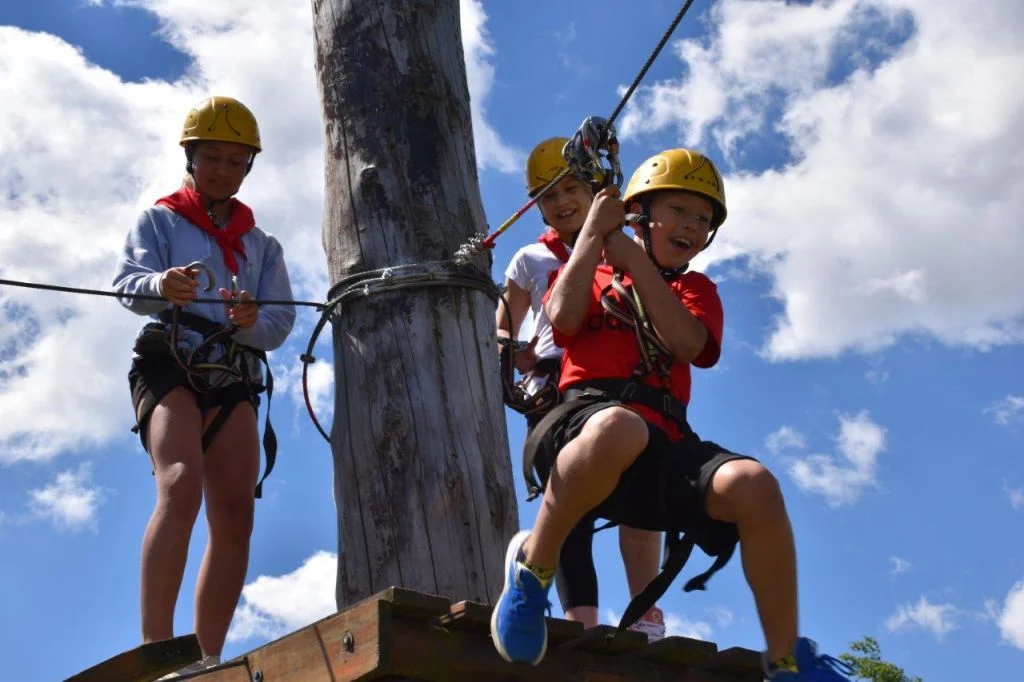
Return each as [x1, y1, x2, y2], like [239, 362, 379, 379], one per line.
[250, 349, 276, 499]
[521, 393, 607, 500]
[566, 378, 688, 429]
[615, 532, 736, 634]
[520, 378, 688, 501]
[517, 374, 732, 634]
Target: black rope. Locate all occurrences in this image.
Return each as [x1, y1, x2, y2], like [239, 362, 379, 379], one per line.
[0, 277, 324, 309]
[0, 261, 502, 448]
[301, 261, 502, 443]
[606, 0, 697, 128]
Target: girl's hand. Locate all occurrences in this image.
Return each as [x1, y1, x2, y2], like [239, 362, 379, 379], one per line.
[220, 288, 258, 328]
[158, 267, 199, 306]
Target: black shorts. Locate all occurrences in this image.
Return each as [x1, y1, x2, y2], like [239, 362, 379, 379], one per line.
[128, 357, 259, 453]
[531, 398, 755, 559]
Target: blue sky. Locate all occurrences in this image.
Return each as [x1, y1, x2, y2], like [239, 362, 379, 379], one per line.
[0, 1, 1022, 681]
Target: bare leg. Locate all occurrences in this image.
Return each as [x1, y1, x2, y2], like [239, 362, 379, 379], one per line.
[705, 459, 797, 661]
[523, 407, 648, 569]
[564, 606, 599, 628]
[140, 388, 204, 643]
[193, 402, 260, 657]
[619, 525, 661, 598]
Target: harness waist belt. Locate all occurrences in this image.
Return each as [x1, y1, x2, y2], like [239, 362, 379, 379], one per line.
[565, 378, 687, 427]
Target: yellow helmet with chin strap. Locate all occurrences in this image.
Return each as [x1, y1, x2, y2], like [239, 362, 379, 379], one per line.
[180, 96, 262, 153]
[525, 137, 571, 196]
[623, 148, 726, 228]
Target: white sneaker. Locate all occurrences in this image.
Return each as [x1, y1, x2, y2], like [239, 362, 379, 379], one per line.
[628, 606, 666, 642]
[157, 654, 221, 679]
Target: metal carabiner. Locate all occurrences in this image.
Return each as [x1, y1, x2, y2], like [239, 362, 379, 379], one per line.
[563, 116, 623, 192]
[184, 261, 216, 293]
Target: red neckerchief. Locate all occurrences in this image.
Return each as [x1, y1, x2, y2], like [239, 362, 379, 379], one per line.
[538, 227, 571, 263]
[155, 187, 255, 274]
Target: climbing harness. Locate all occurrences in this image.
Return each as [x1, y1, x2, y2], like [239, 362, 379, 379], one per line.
[164, 262, 243, 393]
[495, 291, 562, 417]
[125, 261, 280, 497]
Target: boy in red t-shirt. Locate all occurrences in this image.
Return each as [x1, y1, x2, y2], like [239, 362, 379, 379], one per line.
[497, 137, 665, 639]
[490, 149, 853, 681]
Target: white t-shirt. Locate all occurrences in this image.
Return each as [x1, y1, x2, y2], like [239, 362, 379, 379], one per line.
[504, 240, 572, 396]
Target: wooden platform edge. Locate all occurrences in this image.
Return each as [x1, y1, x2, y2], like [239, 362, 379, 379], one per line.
[65, 634, 202, 682]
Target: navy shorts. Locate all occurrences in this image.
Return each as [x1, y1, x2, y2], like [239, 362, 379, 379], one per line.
[128, 357, 258, 453]
[530, 398, 755, 558]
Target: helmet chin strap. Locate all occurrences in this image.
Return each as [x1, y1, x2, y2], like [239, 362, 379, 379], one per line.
[637, 196, 689, 280]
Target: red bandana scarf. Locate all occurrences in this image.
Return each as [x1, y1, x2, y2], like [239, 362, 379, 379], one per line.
[156, 187, 255, 274]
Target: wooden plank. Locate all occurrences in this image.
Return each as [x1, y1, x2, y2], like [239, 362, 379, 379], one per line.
[693, 647, 764, 680]
[385, 617, 646, 682]
[65, 634, 202, 682]
[435, 600, 491, 632]
[376, 587, 451, 622]
[187, 664, 252, 681]
[245, 625, 334, 682]
[438, 599, 585, 647]
[556, 625, 649, 656]
[317, 598, 389, 681]
[625, 635, 717, 666]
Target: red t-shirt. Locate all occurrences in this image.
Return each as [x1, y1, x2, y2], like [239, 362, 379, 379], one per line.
[544, 264, 724, 440]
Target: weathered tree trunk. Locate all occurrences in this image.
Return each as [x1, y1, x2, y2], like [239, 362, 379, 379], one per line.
[312, 0, 518, 608]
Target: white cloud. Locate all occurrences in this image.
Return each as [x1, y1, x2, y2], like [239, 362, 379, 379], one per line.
[1004, 483, 1024, 511]
[302, 360, 335, 421]
[866, 368, 889, 384]
[273, 348, 335, 433]
[0, 0, 513, 463]
[995, 580, 1024, 651]
[706, 606, 734, 628]
[28, 464, 104, 531]
[787, 411, 886, 507]
[885, 596, 958, 642]
[765, 425, 806, 454]
[619, 0, 1024, 360]
[460, 0, 523, 172]
[665, 613, 714, 640]
[228, 550, 337, 643]
[889, 556, 912, 575]
[986, 395, 1024, 425]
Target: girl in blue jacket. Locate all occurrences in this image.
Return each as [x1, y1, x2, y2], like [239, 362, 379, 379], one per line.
[112, 96, 295, 674]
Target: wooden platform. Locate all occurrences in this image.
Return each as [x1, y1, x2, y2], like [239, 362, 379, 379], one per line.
[71, 588, 765, 681]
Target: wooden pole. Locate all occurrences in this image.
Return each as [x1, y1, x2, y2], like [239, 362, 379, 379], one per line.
[312, 0, 518, 608]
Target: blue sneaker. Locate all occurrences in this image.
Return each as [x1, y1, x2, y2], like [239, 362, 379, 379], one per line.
[490, 530, 551, 665]
[768, 637, 855, 681]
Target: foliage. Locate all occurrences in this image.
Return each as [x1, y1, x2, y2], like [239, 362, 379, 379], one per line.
[840, 636, 922, 682]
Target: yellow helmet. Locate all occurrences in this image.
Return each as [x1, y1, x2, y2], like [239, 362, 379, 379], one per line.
[623, 149, 726, 228]
[525, 137, 570, 196]
[180, 96, 262, 153]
